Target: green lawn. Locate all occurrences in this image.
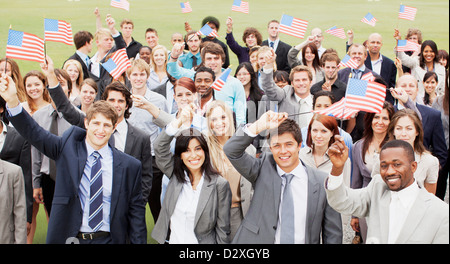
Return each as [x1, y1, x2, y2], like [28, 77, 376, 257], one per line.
[1, 0, 448, 244]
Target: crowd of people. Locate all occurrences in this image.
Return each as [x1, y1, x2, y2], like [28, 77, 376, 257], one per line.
[0, 8, 448, 244]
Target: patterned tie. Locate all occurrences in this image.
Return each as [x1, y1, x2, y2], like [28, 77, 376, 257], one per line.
[270, 41, 274, 49]
[192, 55, 198, 68]
[280, 173, 295, 243]
[89, 151, 103, 231]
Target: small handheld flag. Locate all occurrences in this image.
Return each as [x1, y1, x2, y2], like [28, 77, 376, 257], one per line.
[44, 18, 73, 45]
[197, 23, 220, 38]
[279, 14, 308, 39]
[110, 0, 130, 12]
[345, 78, 386, 113]
[398, 5, 417, 21]
[314, 98, 359, 120]
[361, 13, 377, 27]
[339, 54, 359, 69]
[397, 40, 421, 52]
[6, 29, 45, 63]
[211, 68, 231, 91]
[325, 26, 346, 39]
[101, 48, 131, 80]
[180, 2, 192, 13]
[231, 0, 249, 14]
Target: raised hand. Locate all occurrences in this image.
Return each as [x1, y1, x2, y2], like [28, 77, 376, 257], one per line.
[248, 110, 288, 135]
[264, 48, 277, 70]
[328, 135, 349, 176]
[0, 73, 20, 108]
[170, 42, 186, 61]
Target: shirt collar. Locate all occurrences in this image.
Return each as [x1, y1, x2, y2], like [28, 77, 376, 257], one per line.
[114, 119, 128, 136]
[294, 92, 313, 105]
[276, 160, 308, 181]
[85, 139, 112, 160]
[390, 180, 420, 209]
[1, 121, 7, 134]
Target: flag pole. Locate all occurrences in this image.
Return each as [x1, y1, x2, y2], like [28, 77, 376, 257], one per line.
[43, 16, 48, 65]
[340, 72, 352, 129]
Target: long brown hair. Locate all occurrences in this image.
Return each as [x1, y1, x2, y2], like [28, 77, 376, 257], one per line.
[23, 70, 51, 113]
[306, 113, 339, 148]
[0, 58, 27, 102]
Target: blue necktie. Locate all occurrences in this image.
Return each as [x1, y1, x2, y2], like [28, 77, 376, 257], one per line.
[89, 151, 103, 231]
[280, 173, 295, 243]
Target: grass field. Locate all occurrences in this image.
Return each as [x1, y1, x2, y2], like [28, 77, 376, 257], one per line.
[0, 0, 448, 244]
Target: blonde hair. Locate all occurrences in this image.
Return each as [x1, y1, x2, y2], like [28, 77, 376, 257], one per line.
[95, 28, 112, 41]
[150, 44, 168, 71]
[255, 45, 277, 71]
[126, 58, 150, 77]
[205, 100, 236, 175]
[63, 59, 84, 87]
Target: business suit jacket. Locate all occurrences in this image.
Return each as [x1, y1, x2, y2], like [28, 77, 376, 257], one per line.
[364, 54, 397, 104]
[326, 174, 449, 244]
[223, 127, 342, 244]
[262, 39, 292, 72]
[47, 84, 153, 203]
[7, 108, 147, 244]
[416, 103, 448, 167]
[0, 126, 32, 223]
[65, 52, 90, 81]
[0, 159, 27, 244]
[151, 130, 232, 244]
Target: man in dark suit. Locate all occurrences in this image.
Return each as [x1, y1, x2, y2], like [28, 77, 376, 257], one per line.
[396, 75, 447, 168]
[261, 19, 292, 73]
[0, 72, 146, 244]
[42, 61, 153, 206]
[64, 31, 94, 80]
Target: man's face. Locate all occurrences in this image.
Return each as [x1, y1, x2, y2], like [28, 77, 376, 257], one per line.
[203, 52, 223, 74]
[269, 132, 301, 173]
[145, 31, 159, 49]
[245, 34, 257, 48]
[84, 113, 116, 150]
[105, 90, 128, 120]
[396, 75, 418, 101]
[96, 35, 114, 52]
[367, 34, 383, 56]
[323, 60, 338, 80]
[379, 147, 417, 191]
[139, 48, 152, 64]
[85, 39, 94, 54]
[291, 71, 311, 98]
[171, 33, 183, 46]
[128, 68, 148, 90]
[311, 28, 324, 49]
[267, 22, 279, 40]
[121, 23, 133, 39]
[194, 71, 214, 97]
[349, 45, 367, 68]
[187, 34, 201, 53]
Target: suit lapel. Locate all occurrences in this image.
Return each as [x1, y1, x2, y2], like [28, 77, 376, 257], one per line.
[76, 141, 88, 192]
[396, 189, 429, 243]
[123, 122, 134, 155]
[0, 161, 4, 187]
[305, 165, 319, 242]
[110, 148, 124, 220]
[379, 190, 391, 243]
[194, 176, 215, 226]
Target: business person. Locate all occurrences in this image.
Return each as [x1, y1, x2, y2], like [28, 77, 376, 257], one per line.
[152, 104, 232, 244]
[0, 70, 146, 244]
[223, 111, 342, 244]
[326, 138, 449, 244]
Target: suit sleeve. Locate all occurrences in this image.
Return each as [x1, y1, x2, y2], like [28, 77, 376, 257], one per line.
[153, 129, 175, 178]
[48, 84, 86, 128]
[127, 162, 147, 244]
[140, 134, 153, 203]
[12, 166, 27, 244]
[215, 178, 232, 244]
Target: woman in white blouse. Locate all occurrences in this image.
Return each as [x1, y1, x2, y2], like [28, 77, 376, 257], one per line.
[151, 105, 232, 244]
[148, 45, 169, 90]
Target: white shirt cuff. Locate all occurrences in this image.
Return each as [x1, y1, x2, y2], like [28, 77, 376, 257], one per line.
[242, 124, 258, 138]
[6, 103, 23, 117]
[326, 173, 344, 190]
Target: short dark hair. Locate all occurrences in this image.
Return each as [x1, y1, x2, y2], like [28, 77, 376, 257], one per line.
[101, 81, 133, 119]
[380, 139, 415, 162]
[85, 100, 118, 127]
[194, 66, 215, 80]
[73, 31, 93, 50]
[201, 16, 220, 30]
[267, 118, 302, 145]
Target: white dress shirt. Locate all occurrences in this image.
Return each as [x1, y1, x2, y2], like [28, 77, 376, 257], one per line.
[169, 172, 204, 244]
[371, 55, 383, 75]
[113, 119, 128, 152]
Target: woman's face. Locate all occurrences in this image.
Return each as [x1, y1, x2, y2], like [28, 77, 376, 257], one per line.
[25, 76, 45, 100]
[236, 67, 251, 87]
[152, 49, 166, 67]
[181, 138, 205, 172]
[0, 61, 12, 77]
[139, 48, 152, 64]
[424, 76, 438, 95]
[209, 106, 230, 137]
[174, 85, 196, 109]
[249, 52, 258, 66]
[66, 64, 80, 83]
[371, 108, 390, 135]
[393, 116, 418, 148]
[314, 96, 332, 110]
[422, 45, 435, 63]
[304, 47, 315, 63]
[407, 34, 419, 44]
[80, 84, 97, 105]
[310, 120, 334, 149]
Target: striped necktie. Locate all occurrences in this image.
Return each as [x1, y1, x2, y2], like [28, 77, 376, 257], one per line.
[89, 151, 103, 231]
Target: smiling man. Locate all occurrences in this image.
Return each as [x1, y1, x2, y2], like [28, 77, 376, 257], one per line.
[326, 139, 449, 244]
[224, 111, 342, 244]
[0, 72, 146, 244]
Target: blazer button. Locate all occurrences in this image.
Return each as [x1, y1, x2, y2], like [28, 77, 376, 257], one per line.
[273, 226, 277, 230]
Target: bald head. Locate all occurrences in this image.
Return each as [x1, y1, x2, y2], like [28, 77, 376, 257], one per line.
[367, 33, 383, 56]
[310, 28, 324, 49]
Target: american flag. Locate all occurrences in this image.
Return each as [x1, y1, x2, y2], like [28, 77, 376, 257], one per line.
[279, 14, 308, 39]
[231, 0, 249, 14]
[325, 26, 346, 39]
[361, 72, 375, 82]
[180, 2, 192, 13]
[314, 98, 359, 120]
[361, 13, 377, 27]
[211, 68, 231, 91]
[397, 39, 421, 52]
[44, 19, 73, 45]
[339, 54, 359, 69]
[398, 5, 417, 21]
[6, 29, 45, 63]
[101, 48, 131, 80]
[345, 78, 386, 113]
[197, 23, 220, 38]
[110, 0, 130, 11]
